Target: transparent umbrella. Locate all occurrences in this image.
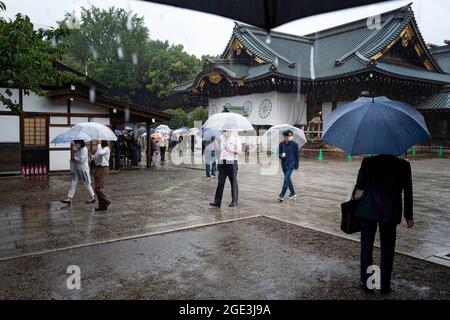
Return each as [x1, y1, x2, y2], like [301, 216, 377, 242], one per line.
[203, 112, 254, 131]
[64, 122, 117, 141]
[261, 124, 307, 151]
[155, 124, 171, 135]
[51, 132, 92, 144]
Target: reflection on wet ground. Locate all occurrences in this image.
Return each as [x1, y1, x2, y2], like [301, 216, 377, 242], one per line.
[0, 158, 449, 268]
[1, 217, 449, 299]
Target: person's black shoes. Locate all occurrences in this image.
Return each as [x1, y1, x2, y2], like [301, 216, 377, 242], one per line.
[95, 207, 107, 211]
[380, 287, 392, 295]
[209, 202, 221, 208]
[228, 202, 237, 208]
[359, 281, 374, 294]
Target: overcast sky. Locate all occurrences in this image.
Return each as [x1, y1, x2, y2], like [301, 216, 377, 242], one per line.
[1, 0, 449, 58]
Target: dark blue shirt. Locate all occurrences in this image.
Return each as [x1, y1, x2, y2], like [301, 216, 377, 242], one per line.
[279, 141, 300, 170]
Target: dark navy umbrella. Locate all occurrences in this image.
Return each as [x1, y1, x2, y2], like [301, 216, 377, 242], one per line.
[322, 96, 430, 156]
[143, 0, 392, 30]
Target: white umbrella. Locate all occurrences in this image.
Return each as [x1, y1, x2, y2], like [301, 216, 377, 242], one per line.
[155, 124, 171, 134]
[171, 127, 189, 140]
[203, 112, 254, 131]
[261, 124, 307, 151]
[187, 127, 200, 136]
[64, 122, 117, 141]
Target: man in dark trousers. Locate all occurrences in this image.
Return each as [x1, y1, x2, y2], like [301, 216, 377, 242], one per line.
[277, 130, 299, 201]
[210, 130, 241, 208]
[355, 154, 414, 294]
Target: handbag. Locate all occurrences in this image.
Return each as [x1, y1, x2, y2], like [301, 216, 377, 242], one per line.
[340, 187, 362, 234]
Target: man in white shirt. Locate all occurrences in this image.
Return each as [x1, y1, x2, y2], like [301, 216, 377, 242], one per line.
[93, 140, 111, 211]
[210, 130, 241, 208]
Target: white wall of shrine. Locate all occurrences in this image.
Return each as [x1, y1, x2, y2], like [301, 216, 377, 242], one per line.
[208, 92, 307, 126]
[0, 87, 112, 173]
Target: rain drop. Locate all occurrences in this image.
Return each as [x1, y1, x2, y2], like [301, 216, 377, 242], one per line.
[132, 53, 138, 65]
[89, 87, 96, 103]
[90, 46, 98, 60]
[117, 47, 124, 59]
[124, 107, 130, 122]
[127, 13, 133, 31]
[265, 34, 271, 44]
[116, 34, 122, 45]
[51, 37, 57, 48]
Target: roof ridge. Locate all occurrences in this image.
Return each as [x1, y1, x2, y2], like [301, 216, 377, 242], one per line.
[304, 3, 413, 39]
[234, 22, 314, 43]
[335, 15, 396, 66]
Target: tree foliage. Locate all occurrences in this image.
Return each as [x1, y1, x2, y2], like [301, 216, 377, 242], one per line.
[163, 108, 189, 129]
[60, 6, 204, 108]
[0, 2, 81, 111]
[188, 106, 208, 127]
[146, 44, 202, 99]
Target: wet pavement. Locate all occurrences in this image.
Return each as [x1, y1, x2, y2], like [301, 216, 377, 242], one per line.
[0, 157, 449, 267]
[1, 217, 449, 300]
[0, 156, 450, 299]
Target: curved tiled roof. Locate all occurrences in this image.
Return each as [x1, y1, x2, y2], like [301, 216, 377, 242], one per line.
[175, 4, 449, 93]
[430, 45, 450, 74]
[418, 87, 450, 110]
[375, 62, 450, 83]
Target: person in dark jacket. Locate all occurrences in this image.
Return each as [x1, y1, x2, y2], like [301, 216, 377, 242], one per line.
[277, 130, 300, 201]
[355, 154, 414, 294]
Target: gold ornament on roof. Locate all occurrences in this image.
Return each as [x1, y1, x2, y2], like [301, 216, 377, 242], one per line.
[208, 73, 222, 84]
[402, 32, 410, 47]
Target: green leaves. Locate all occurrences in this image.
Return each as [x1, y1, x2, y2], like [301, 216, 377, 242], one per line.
[160, 106, 208, 129]
[59, 6, 203, 107]
[188, 106, 208, 127]
[146, 44, 202, 99]
[60, 6, 168, 105]
[0, 9, 80, 112]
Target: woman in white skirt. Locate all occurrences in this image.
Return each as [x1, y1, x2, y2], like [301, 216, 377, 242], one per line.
[61, 140, 96, 204]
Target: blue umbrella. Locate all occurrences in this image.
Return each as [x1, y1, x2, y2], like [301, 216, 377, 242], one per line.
[135, 128, 147, 136]
[51, 132, 92, 144]
[202, 128, 222, 141]
[322, 96, 430, 156]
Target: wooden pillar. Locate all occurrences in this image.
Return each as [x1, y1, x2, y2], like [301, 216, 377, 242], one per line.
[67, 98, 71, 125]
[146, 120, 152, 168]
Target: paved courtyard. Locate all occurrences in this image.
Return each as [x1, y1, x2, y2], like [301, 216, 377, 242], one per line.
[2, 217, 449, 299]
[0, 156, 449, 298]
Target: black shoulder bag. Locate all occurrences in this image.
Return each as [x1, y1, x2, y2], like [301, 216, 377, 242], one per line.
[340, 187, 362, 234]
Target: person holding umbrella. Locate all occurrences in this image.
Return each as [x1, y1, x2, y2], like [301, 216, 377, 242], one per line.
[92, 140, 111, 211]
[210, 130, 241, 208]
[277, 130, 299, 201]
[61, 140, 96, 205]
[262, 124, 306, 202]
[355, 153, 414, 294]
[205, 112, 254, 208]
[322, 96, 429, 295]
